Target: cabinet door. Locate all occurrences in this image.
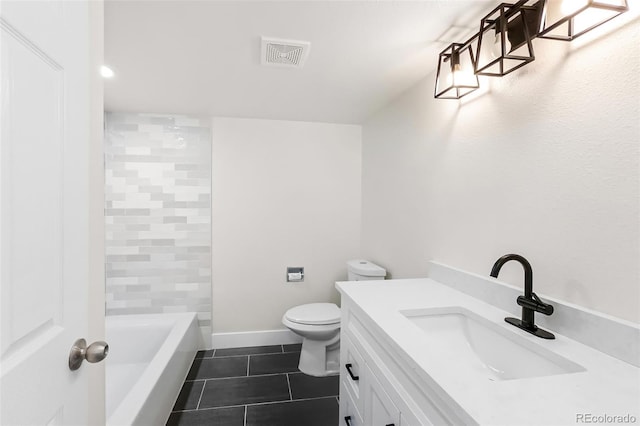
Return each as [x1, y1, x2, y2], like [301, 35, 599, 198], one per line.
[340, 381, 365, 426]
[364, 364, 400, 426]
[341, 334, 365, 414]
[400, 412, 422, 426]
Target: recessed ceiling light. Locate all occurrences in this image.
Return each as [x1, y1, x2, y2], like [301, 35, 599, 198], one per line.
[101, 65, 115, 78]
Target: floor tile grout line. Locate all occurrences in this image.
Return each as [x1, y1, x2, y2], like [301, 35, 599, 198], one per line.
[198, 345, 302, 359]
[285, 373, 293, 400]
[184, 378, 208, 383]
[207, 351, 292, 359]
[174, 395, 340, 413]
[248, 351, 300, 359]
[246, 355, 250, 376]
[195, 379, 206, 410]
[186, 370, 335, 383]
[198, 347, 303, 358]
[195, 350, 216, 360]
[186, 371, 302, 383]
[195, 355, 214, 360]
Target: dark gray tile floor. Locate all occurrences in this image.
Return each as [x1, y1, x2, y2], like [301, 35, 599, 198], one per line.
[167, 344, 340, 426]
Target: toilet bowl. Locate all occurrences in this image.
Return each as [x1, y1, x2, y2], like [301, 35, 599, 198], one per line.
[282, 303, 341, 377]
[282, 260, 386, 377]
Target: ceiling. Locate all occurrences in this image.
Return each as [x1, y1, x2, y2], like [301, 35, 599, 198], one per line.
[104, 1, 489, 124]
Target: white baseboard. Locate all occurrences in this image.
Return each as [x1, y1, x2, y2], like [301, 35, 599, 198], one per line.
[211, 328, 303, 349]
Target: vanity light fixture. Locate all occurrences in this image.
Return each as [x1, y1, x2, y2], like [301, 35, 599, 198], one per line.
[434, 42, 480, 99]
[434, 0, 629, 99]
[475, 2, 537, 77]
[537, 0, 629, 41]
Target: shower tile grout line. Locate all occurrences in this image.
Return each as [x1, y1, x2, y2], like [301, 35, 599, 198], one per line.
[243, 405, 247, 426]
[246, 355, 250, 376]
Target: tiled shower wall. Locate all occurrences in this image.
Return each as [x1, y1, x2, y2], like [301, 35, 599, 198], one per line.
[105, 113, 211, 339]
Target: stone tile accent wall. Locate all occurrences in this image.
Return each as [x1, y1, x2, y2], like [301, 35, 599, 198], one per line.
[105, 112, 211, 338]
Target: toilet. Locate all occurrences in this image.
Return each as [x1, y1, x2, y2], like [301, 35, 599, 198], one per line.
[282, 259, 386, 376]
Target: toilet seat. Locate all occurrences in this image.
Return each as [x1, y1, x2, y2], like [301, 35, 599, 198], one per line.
[284, 303, 340, 325]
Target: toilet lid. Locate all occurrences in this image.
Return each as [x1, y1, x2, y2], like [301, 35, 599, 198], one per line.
[285, 303, 341, 325]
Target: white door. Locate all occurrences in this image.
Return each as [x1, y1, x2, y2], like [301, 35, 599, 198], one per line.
[0, 1, 103, 425]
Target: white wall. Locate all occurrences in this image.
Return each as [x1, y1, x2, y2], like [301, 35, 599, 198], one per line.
[211, 117, 361, 332]
[361, 21, 640, 322]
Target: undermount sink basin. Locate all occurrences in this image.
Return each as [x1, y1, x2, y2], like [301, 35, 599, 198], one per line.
[400, 307, 585, 381]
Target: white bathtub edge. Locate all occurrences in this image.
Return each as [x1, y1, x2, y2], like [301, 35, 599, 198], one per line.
[106, 313, 200, 426]
[211, 329, 302, 349]
[133, 313, 200, 426]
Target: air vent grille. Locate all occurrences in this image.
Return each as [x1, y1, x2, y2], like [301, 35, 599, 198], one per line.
[261, 37, 310, 68]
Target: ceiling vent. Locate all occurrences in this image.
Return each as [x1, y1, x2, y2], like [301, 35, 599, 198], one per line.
[261, 37, 310, 68]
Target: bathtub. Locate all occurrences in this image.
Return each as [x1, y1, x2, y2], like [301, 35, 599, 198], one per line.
[106, 313, 200, 426]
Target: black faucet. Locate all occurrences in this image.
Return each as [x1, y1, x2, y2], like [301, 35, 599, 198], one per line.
[490, 254, 555, 339]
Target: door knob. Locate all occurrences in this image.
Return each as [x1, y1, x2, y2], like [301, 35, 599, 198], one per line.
[68, 338, 109, 371]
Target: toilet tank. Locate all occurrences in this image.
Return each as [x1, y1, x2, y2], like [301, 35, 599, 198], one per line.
[347, 259, 386, 281]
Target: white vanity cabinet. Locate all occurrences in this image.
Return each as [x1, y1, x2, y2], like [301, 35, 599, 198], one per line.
[337, 276, 640, 426]
[338, 299, 466, 426]
[339, 333, 401, 426]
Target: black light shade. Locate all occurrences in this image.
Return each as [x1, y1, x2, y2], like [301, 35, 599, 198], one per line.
[475, 3, 536, 77]
[434, 42, 480, 99]
[537, 0, 629, 40]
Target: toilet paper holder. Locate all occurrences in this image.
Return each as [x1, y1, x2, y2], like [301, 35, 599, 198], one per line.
[286, 267, 304, 282]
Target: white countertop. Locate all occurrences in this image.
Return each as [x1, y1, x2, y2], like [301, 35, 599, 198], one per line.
[337, 278, 640, 426]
